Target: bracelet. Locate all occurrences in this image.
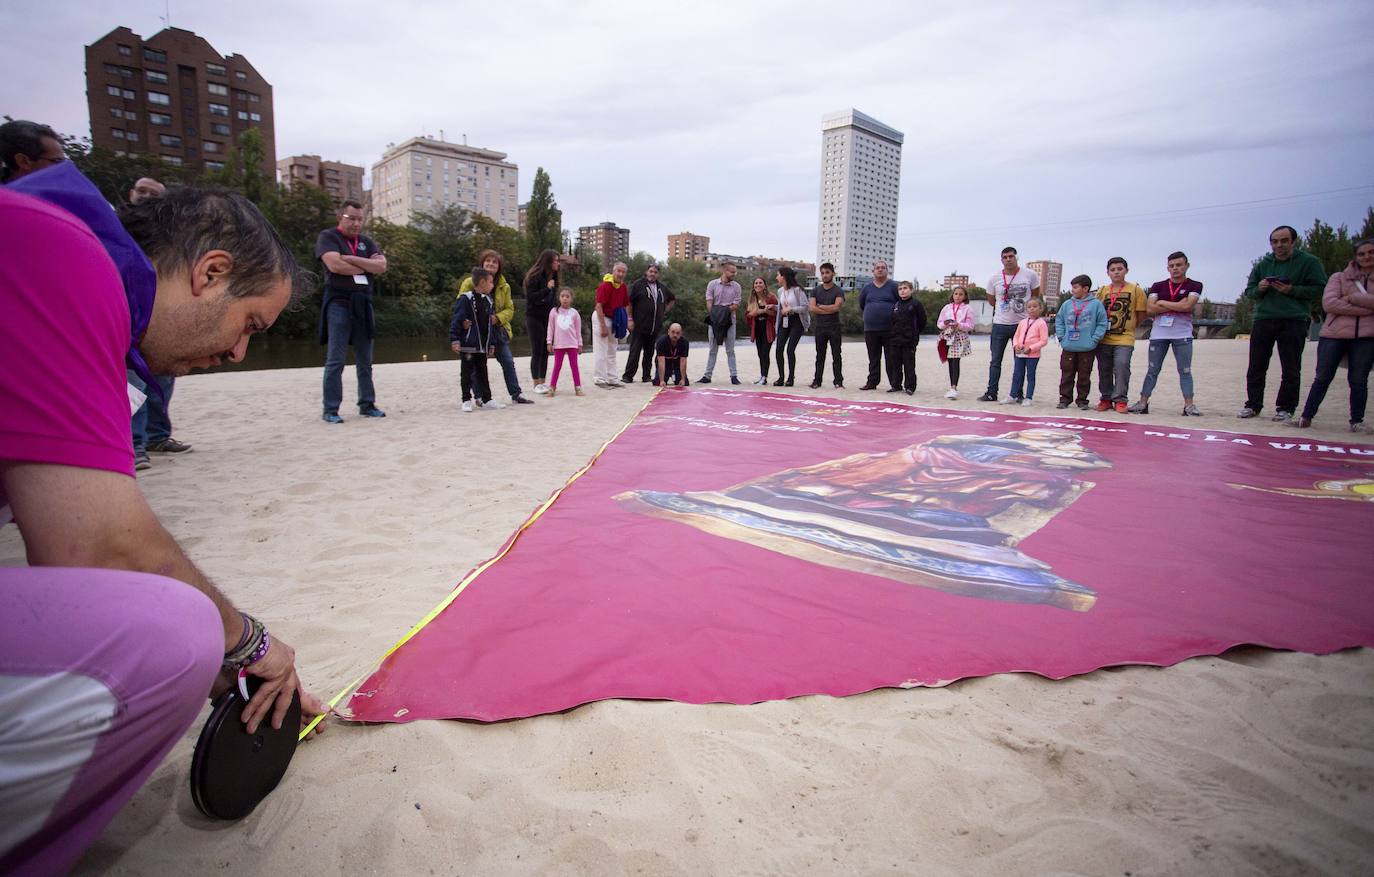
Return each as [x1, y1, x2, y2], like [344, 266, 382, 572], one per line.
[244, 631, 271, 668]
[227, 612, 252, 655]
[222, 613, 266, 671]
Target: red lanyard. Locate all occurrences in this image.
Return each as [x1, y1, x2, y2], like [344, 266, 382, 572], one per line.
[1106, 284, 1124, 312]
[953, 303, 966, 323]
[1001, 271, 1018, 301]
[1167, 280, 1187, 301]
[338, 229, 359, 256]
[1070, 297, 1087, 328]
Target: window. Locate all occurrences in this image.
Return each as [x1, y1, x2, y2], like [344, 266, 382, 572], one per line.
[248, 92, 260, 103]
[122, 88, 136, 99]
[111, 128, 126, 139]
[202, 140, 220, 153]
[208, 103, 229, 116]
[206, 62, 226, 76]
[106, 85, 122, 96]
[149, 112, 171, 125]
[145, 70, 168, 84]
[143, 47, 167, 64]
[118, 44, 132, 56]
[125, 110, 138, 121]
[205, 160, 225, 170]
[126, 131, 139, 142]
[208, 83, 227, 96]
[110, 107, 125, 118]
[234, 71, 247, 80]
[236, 110, 248, 120]
[148, 91, 170, 105]
[248, 112, 260, 122]
[161, 155, 182, 165]
[211, 122, 230, 135]
[159, 134, 182, 147]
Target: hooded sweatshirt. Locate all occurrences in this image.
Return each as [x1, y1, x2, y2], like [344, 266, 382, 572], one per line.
[1244, 249, 1328, 321]
[1055, 294, 1108, 353]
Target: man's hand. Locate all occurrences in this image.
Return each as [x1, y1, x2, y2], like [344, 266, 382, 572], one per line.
[451, 341, 462, 353]
[490, 315, 498, 325]
[1272, 280, 1292, 295]
[463, 319, 472, 329]
[628, 320, 635, 332]
[600, 323, 609, 338]
[241, 635, 300, 734]
[1258, 279, 1272, 292]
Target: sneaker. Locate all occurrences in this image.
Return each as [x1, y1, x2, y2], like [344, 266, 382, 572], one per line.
[809, 381, 822, 389]
[698, 376, 712, 384]
[833, 381, 844, 389]
[1287, 417, 1312, 428]
[977, 392, 997, 402]
[1076, 401, 1090, 410]
[730, 376, 742, 385]
[1237, 407, 1259, 419]
[485, 400, 507, 409]
[147, 437, 193, 453]
[593, 378, 607, 387]
[772, 378, 786, 387]
[1271, 410, 1293, 423]
[462, 400, 474, 412]
[754, 376, 767, 385]
[906, 389, 914, 396]
[513, 395, 535, 405]
[944, 388, 958, 400]
[1182, 404, 1203, 417]
[1127, 401, 1149, 414]
[999, 397, 1019, 405]
[887, 387, 904, 393]
[1350, 422, 1371, 434]
[1114, 401, 1129, 414]
[606, 379, 624, 388]
[574, 387, 585, 396]
[134, 450, 152, 471]
[1021, 398, 1033, 407]
[1094, 400, 1112, 412]
[359, 406, 386, 418]
[1056, 400, 1070, 409]
[322, 412, 344, 424]
[533, 383, 550, 395]
[547, 387, 556, 398]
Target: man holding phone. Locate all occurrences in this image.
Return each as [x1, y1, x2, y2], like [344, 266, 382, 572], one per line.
[1239, 224, 1328, 422]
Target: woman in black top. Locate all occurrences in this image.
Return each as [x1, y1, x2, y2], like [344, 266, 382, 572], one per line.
[523, 249, 560, 393]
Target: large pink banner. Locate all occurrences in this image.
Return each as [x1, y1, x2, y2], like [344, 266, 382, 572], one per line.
[349, 390, 1374, 723]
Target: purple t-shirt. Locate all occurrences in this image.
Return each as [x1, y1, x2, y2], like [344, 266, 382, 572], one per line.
[1148, 278, 1202, 340]
[0, 189, 134, 518]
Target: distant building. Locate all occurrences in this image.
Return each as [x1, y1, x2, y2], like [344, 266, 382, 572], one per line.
[817, 108, 903, 276]
[704, 253, 816, 278]
[370, 136, 518, 228]
[277, 154, 364, 205]
[518, 202, 528, 234]
[1210, 302, 1237, 321]
[1026, 259, 1064, 309]
[578, 222, 631, 268]
[941, 272, 971, 291]
[667, 231, 711, 262]
[85, 26, 275, 177]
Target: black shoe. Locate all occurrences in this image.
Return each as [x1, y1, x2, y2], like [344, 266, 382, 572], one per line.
[698, 376, 711, 384]
[809, 380, 822, 389]
[905, 389, 914, 396]
[730, 376, 741, 385]
[833, 381, 844, 389]
[1056, 400, 1070, 409]
[886, 387, 903, 393]
[514, 395, 535, 404]
[621, 375, 634, 384]
[977, 392, 997, 402]
[773, 378, 786, 386]
[786, 378, 795, 387]
[860, 384, 877, 391]
[1076, 401, 1090, 410]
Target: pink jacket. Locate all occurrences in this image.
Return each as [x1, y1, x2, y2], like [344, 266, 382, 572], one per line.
[546, 306, 583, 349]
[1319, 263, 1374, 340]
[937, 302, 975, 332]
[1012, 316, 1049, 358]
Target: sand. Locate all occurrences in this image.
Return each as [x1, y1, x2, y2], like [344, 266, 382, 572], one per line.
[4, 337, 1372, 875]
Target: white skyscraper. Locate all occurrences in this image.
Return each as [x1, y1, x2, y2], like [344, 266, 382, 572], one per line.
[370, 135, 519, 228]
[816, 109, 903, 278]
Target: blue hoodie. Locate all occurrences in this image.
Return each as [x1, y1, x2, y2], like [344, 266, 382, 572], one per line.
[1054, 294, 1108, 352]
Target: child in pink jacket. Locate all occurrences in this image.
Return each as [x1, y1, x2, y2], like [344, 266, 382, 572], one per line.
[1005, 297, 1049, 406]
[545, 288, 584, 397]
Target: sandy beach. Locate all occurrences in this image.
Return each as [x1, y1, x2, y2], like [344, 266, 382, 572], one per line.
[5, 337, 1372, 876]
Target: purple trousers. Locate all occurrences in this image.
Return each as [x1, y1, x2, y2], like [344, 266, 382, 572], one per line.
[0, 567, 221, 876]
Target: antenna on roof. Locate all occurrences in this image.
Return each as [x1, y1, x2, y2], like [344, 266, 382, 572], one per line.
[162, 0, 171, 26]
[439, 128, 444, 142]
[462, 133, 467, 146]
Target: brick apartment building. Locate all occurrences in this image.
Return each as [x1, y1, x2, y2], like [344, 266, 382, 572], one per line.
[667, 231, 710, 262]
[578, 222, 631, 268]
[85, 26, 275, 178]
[277, 154, 364, 205]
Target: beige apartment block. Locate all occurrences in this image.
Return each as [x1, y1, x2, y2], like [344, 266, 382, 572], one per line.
[85, 26, 275, 177]
[578, 222, 631, 268]
[817, 108, 903, 277]
[667, 232, 710, 262]
[278, 154, 364, 205]
[1026, 260, 1064, 309]
[371, 136, 519, 228]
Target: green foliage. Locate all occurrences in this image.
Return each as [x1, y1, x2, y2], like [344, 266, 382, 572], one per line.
[524, 167, 563, 254]
[1226, 296, 1254, 337]
[208, 128, 268, 204]
[260, 179, 337, 269]
[1302, 217, 1355, 277]
[466, 213, 530, 286]
[412, 206, 474, 297]
[366, 219, 429, 298]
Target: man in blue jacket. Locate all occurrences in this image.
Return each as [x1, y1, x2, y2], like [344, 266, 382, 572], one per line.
[1055, 274, 1108, 409]
[858, 260, 900, 391]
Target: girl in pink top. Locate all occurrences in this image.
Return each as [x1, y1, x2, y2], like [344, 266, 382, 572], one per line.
[546, 288, 584, 396]
[1005, 298, 1049, 406]
[937, 286, 976, 399]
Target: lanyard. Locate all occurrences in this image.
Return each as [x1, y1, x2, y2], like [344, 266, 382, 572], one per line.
[1070, 297, 1088, 328]
[1001, 271, 1018, 301]
[1106, 284, 1124, 312]
[338, 229, 359, 257]
[1166, 280, 1188, 301]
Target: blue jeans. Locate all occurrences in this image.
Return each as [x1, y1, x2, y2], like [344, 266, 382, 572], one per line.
[322, 301, 375, 415]
[1140, 337, 1194, 400]
[129, 374, 173, 452]
[702, 321, 737, 379]
[1300, 336, 1374, 424]
[984, 323, 1017, 396]
[1095, 344, 1134, 402]
[491, 330, 524, 399]
[1009, 356, 1039, 400]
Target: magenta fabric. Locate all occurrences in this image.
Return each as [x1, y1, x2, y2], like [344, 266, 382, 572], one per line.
[0, 187, 135, 510]
[349, 390, 1374, 724]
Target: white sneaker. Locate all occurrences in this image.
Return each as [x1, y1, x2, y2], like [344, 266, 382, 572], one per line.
[1021, 398, 1033, 407]
[533, 383, 549, 395]
[754, 376, 767, 385]
[944, 388, 958, 400]
[484, 400, 506, 409]
[462, 400, 474, 412]
[999, 397, 1017, 405]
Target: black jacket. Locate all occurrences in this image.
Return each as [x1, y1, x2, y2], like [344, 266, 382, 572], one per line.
[629, 277, 675, 332]
[524, 270, 557, 324]
[889, 298, 928, 345]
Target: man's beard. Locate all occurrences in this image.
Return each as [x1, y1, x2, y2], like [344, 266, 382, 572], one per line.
[139, 293, 232, 376]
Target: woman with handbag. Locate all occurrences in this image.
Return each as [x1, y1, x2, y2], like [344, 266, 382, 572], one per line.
[772, 267, 810, 387]
[937, 286, 975, 399]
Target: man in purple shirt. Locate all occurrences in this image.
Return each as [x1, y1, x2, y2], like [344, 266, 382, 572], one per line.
[699, 261, 742, 385]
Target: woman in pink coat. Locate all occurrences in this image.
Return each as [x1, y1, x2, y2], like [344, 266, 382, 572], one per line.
[1293, 239, 1374, 432]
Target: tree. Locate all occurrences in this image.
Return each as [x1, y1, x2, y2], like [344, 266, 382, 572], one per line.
[1302, 217, 1354, 277]
[466, 213, 529, 286]
[365, 219, 428, 298]
[261, 180, 338, 271]
[209, 128, 268, 204]
[524, 167, 563, 254]
[412, 205, 474, 297]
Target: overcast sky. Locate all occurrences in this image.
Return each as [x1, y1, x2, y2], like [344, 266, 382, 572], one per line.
[4, 0, 1372, 299]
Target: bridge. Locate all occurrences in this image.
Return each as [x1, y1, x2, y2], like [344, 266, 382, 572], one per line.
[1193, 319, 1233, 339]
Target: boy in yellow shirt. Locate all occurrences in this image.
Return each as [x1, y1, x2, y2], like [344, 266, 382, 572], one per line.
[1094, 256, 1148, 413]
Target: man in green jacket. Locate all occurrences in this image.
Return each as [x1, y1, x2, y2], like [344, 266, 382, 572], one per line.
[1239, 225, 1327, 422]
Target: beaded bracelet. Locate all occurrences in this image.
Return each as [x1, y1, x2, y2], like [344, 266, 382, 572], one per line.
[222, 613, 266, 671]
[244, 631, 271, 668]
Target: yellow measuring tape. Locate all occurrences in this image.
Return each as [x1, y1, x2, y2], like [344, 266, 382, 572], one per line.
[299, 390, 661, 740]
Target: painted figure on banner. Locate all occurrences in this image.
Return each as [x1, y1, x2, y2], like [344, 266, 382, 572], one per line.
[618, 428, 1111, 611]
[1231, 476, 1374, 502]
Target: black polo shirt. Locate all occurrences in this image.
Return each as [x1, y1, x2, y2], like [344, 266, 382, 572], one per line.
[316, 227, 381, 303]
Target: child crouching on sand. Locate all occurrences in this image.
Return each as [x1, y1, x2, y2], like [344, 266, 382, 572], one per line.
[546, 287, 584, 397]
[1005, 297, 1048, 406]
[451, 267, 497, 412]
